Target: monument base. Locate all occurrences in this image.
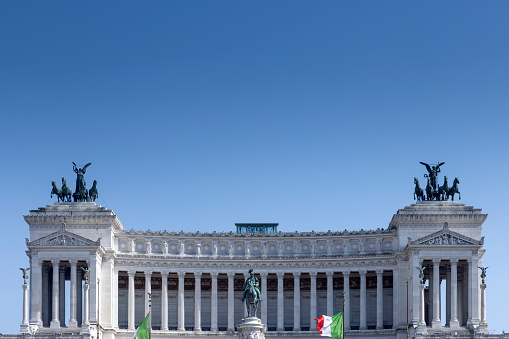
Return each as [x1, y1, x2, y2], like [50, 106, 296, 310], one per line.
[237, 317, 266, 339]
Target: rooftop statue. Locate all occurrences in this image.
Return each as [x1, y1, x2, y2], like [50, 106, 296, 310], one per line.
[420, 161, 445, 190]
[414, 162, 460, 201]
[241, 268, 262, 318]
[72, 162, 92, 202]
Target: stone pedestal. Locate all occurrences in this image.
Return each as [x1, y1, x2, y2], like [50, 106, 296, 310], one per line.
[237, 317, 266, 339]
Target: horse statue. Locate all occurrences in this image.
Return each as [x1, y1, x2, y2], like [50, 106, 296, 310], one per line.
[61, 178, 73, 202]
[241, 269, 262, 318]
[89, 180, 98, 202]
[413, 177, 424, 201]
[425, 176, 436, 200]
[447, 177, 461, 201]
[51, 181, 62, 201]
[438, 176, 449, 201]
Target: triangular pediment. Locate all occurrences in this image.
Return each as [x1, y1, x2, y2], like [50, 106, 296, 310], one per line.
[411, 226, 482, 246]
[27, 228, 100, 248]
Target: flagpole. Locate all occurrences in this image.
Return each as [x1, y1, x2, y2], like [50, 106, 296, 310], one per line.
[148, 292, 152, 339]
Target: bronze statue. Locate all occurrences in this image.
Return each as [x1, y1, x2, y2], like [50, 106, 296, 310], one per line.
[51, 181, 62, 201]
[438, 176, 449, 201]
[416, 266, 425, 284]
[413, 178, 424, 201]
[89, 180, 98, 202]
[241, 268, 262, 317]
[72, 162, 92, 202]
[479, 266, 488, 279]
[447, 177, 461, 201]
[61, 178, 72, 202]
[82, 267, 90, 284]
[19, 268, 30, 284]
[420, 162, 445, 190]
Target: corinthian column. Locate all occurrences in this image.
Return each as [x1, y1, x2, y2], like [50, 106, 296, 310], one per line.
[432, 259, 441, 328]
[450, 259, 459, 328]
[227, 272, 235, 331]
[310, 272, 317, 328]
[145, 271, 152, 316]
[210, 273, 218, 332]
[50, 260, 60, 329]
[194, 272, 202, 331]
[68, 260, 78, 328]
[177, 272, 185, 331]
[277, 272, 284, 331]
[376, 270, 383, 330]
[128, 271, 136, 330]
[359, 270, 367, 330]
[293, 272, 300, 331]
[161, 272, 169, 331]
[343, 271, 350, 331]
[326, 271, 334, 317]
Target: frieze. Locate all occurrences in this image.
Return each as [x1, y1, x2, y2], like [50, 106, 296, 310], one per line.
[411, 228, 482, 247]
[27, 229, 101, 248]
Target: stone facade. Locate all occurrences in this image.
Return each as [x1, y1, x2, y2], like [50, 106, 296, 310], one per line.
[17, 201, 501, 339]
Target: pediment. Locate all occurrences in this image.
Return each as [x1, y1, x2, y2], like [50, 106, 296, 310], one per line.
[27, 229, 100, 248]
[411, 226, 482, 246]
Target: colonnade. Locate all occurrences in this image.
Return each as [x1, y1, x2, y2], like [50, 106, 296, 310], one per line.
[119, 269, 398, 332]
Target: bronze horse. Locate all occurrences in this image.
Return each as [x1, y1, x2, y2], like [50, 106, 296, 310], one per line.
[414, 177, 424, 201]
[447, 177, 461, 201]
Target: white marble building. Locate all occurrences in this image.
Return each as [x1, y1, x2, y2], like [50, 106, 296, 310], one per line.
[19, 200, 495, 339]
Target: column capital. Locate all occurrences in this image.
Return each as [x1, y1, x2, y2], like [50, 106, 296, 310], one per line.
[326, 271, 334, 277]
[194, 272, 202, 278]
[227, 272, 235, 278]
[450, 259, 459, 265]
[177, 271, 186, 278]
[51, 259, 60, 266]
[309, 272, 318, 277]
[433, 258, 441, 265]
[359, 270, 367, 276]
[260, 272, 268, 278]
[128, 270, 136, 277]
[69, 259, 78, 265]
[376, 269, 384, 275]
[276, 272, 285, 279]
[144, 271, 153, 277]
[342, 271, 350, 277]
[210, 272, 219, 279]
[292, 272, 301, 278]
[161, 271, 169, 277]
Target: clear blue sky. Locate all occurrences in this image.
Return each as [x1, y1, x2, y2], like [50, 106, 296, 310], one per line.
[1, 1, 508, 334]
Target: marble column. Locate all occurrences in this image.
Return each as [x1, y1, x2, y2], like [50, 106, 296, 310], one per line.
[359, 270, 367, 330]
[77, 266, 83, 326]
[161, 272, 169, 331]
[446, 266, 451, 326]
[470, 255, 480, 327]
[277, 273, 284, 331]
[59, 266, 66, 327]
[432, 259, 441, 328]
[467, 259, 472, 325]
[69, 260, 78, 328]
[343, 271, 350, 331]
[145, 271, 152, 316]
[19, 282, 30, 334]
[260, 273, 268, 325]
[29, 258, 42, 327]
[293, 272, 300, 331]
[128, 271, 136, 330]
[416, 283, 427, 334]
[194, 272, 202, 331]
[83, 283, 90, 326]
[326, 271, 334, 317]
[376, 270, 383, 330]
[480, 282, 487, 327]
[50, 260, 60, 328]
[227, 272, 235, 331]
[428, 266, 433, 325]
[450, 259, 459, 328]
[177, 272, 185, 331]
[392, 269, 398, 329]
[210, 273, 218, 332]
[310, 272, 317, 328]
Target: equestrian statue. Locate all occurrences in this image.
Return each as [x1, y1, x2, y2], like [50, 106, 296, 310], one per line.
[241, 268, 262, 318]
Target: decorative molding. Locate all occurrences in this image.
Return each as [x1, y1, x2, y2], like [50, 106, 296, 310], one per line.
[27, 229, 101, 248]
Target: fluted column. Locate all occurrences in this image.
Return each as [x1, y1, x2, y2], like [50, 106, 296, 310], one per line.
[432, 259, 441, 328]
[293, 272, 300, 331]
[326, 271, 334, 317]
[392, 269, 398, 329]
[359, 270, 367, 330]
[177, 272, 185, 331]
[194, 272, 202, 331]
[145, 271, 152, 316]
[19, 280, 30, 334]
[83, 283, 90, 326]
[416, 282, 427, 334]
[50, 260, 60, 328]
[446, 265, 451, 326]
[29, 258, 42, 327]
[277, 272, 284, 331]
[227, 272, 235, 331]
[161, 272, 169, 331]
[343, 271, 350, 330]
[59, 266, 66, 327]
[210, 273, 218, 332]
[69, 260, 78, 328]
[260, 273, 268, 325]
[310, 272, 317, 328]
[128, 271, 136, 330]
[470, 256, 480, 327]
[376, 270, 383, 330]
[450, 259, 459, 328]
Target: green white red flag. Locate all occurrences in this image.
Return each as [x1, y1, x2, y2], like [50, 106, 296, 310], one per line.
[133, 312, 150, 339]
[315, 311, 343, 338]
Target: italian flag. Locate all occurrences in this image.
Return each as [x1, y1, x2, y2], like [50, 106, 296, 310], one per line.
[315, 311, 343, 338]
[133, 312, 150, 339]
